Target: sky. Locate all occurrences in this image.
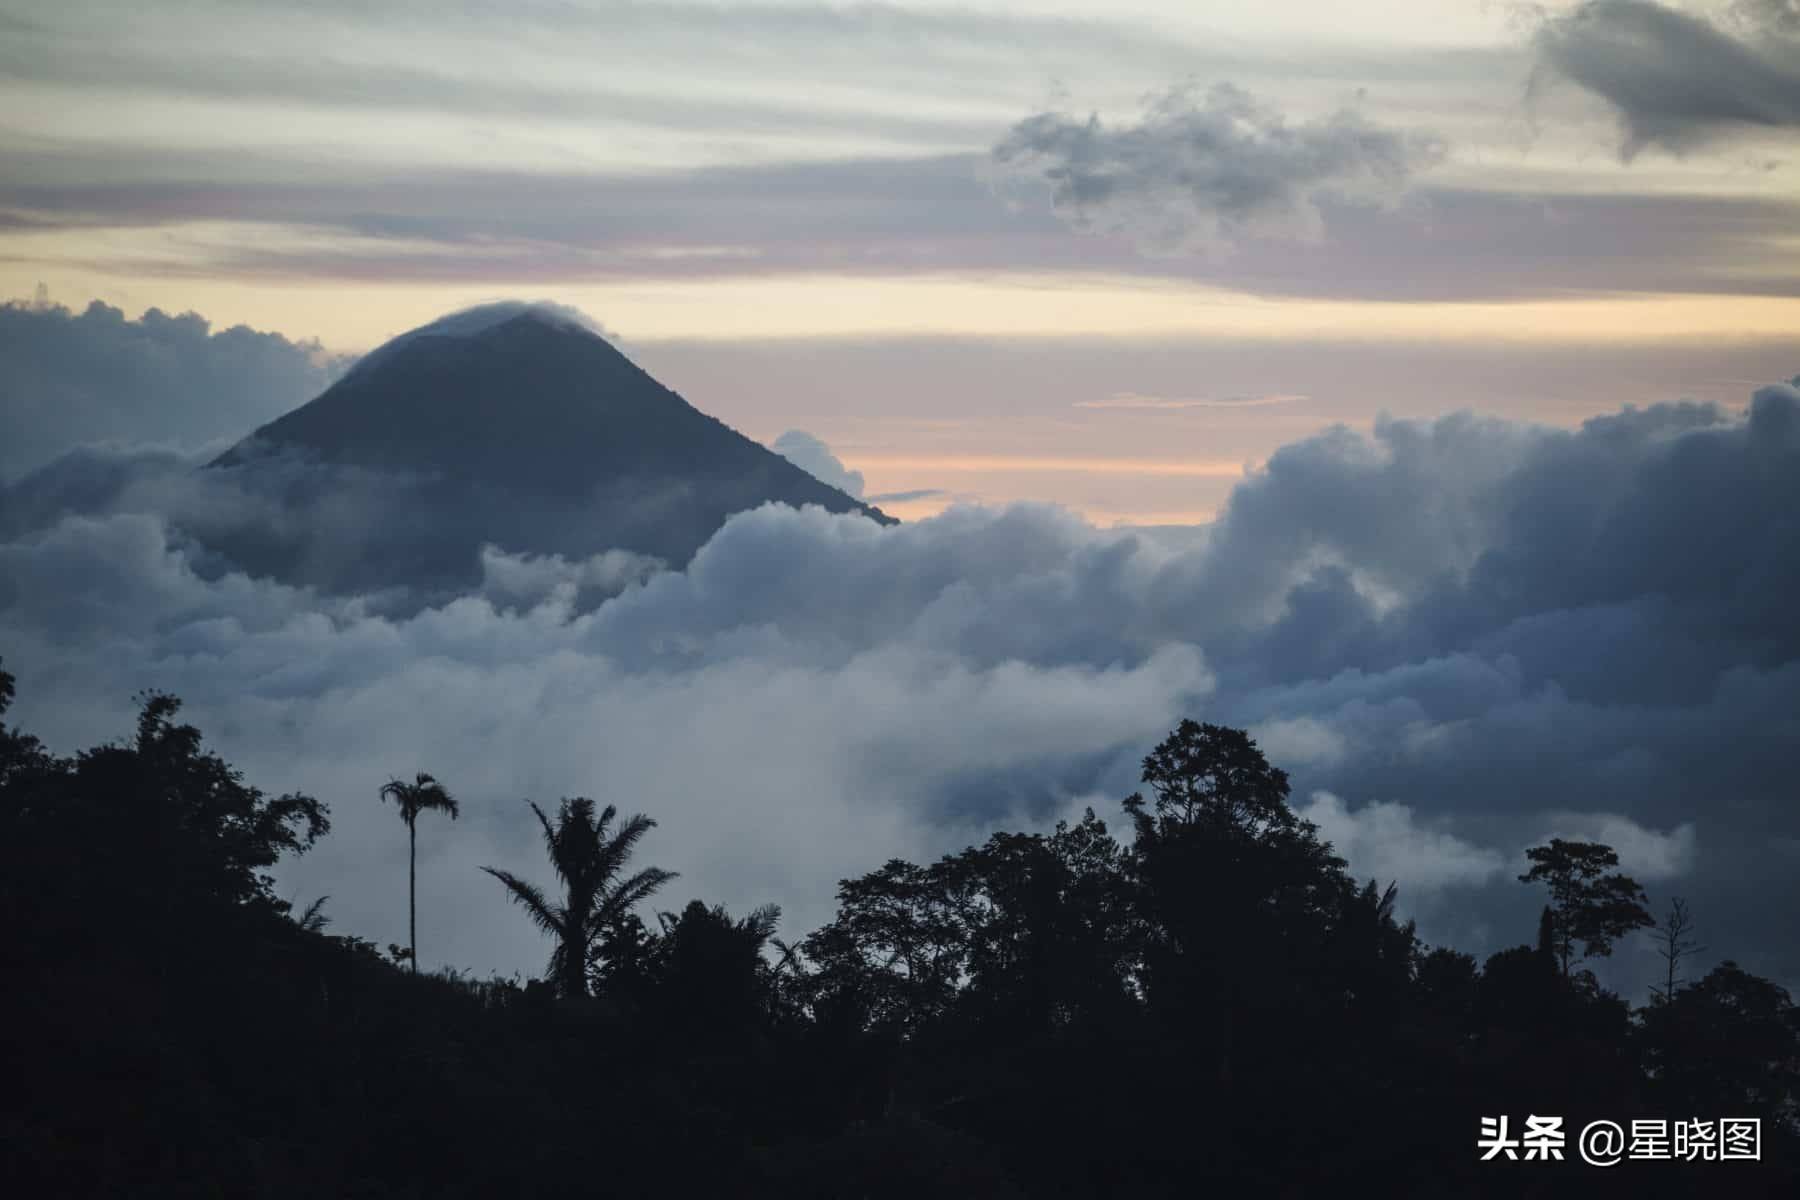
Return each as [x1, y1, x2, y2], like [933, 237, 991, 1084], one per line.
[3, 1, 1799, 995]
[4, 0, 1800, 521]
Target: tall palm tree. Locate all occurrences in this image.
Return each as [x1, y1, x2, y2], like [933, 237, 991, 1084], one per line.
[378, 772, 459, 973]
[483, 797, 676, 998]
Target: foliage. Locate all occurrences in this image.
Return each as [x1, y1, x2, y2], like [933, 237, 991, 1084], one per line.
[3, 662, 1795, 1195]
[378, 770, 459, 972]
[1518, 837, 1655, 975]
[482, 796, 676, 998]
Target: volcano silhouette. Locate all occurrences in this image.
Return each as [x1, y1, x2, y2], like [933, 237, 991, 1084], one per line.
[208, 303, 890, 598]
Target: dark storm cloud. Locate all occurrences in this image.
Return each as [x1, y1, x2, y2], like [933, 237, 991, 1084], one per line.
[0, 299, 350, 480]
[991, 83, 1446, 254]
[1533, 0, 1800, 158]
[3, 361, 1798, 992]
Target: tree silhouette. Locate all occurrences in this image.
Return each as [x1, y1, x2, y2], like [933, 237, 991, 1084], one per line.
[0, 657, 50, 793]
[1122, 720, 1347, 1087]
[652, 899, 784, 1035]
[378, 772, 459, 973]
[10, 679, 1800, 1195]
[1518, 838, 1653, 976]
[1639, 961, 1800, 1121]
[1651, 896, 1704, 1004]
[797, 858, 972, 1037]
[482, 797, 675, 998]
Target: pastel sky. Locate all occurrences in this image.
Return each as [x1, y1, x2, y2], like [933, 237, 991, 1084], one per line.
[4, 0, 1798, 523]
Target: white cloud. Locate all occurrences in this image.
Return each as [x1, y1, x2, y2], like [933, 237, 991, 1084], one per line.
[1299, 790, 1508, 892]
[771, 429, 866, 499]
[5, 377, 1798, 992]
[1539, 811, 1698, 882]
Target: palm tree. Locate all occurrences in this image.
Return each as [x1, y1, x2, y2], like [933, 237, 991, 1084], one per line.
[378, 772, 459, 973]
[483, 797, 675, 999]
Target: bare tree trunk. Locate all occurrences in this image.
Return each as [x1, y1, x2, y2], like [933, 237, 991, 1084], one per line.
[409, 818, 418, 974]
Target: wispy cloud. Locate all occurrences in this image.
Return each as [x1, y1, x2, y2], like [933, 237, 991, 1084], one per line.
[849, 454, 1248, 477]
[866, 488, 948, 505]
[1076, 391, 1303, 410]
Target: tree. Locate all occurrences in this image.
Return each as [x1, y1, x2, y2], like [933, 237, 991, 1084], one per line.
[1125, 720, 1299, 840]
[951, 811, 1140, 1034]
[652, 900, 784, 1035]
[1650, 896, 1704, 1005]
[1122, 720, 1347, 1085]
[378, 772, 460, 974]
[0, 657, 48, 783]
[1639, 962, 1800, 1127]
[797, 858, 972, 1037]
[2, 682, 328, 963]
[482, 797, 675, 999]
[121, 690, 328, 917]
[1517, 839, 1653, 977]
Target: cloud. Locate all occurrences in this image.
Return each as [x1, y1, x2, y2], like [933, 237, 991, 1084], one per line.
[991, 83, 1446, 255]
[0, 298, 351, 480]
[1298, 791, 1509, 894]
[771, 430, 866, 498]
[1539, 811, 1698, 882]
[1076, 392, 1301, 410]
[4, 370, 1799, 995]
[1532, 0, 1800, 158]
[9, 160, 1800, 303]
[476, 545, 666, 613]
[771, 431, 947, 509]
[866, 488, 948, 505]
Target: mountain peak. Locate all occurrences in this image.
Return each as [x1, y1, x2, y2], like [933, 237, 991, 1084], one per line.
[208, 300, 891, 596]
[398, 300, 606, 341]
[346, 301, 612, 379]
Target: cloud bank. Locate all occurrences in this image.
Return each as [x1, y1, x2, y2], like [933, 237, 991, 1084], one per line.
[5, 373, 1799, 995]
[0, 298, 350, 480]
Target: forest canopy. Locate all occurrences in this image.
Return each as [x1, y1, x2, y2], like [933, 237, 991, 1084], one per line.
[2, 662, 1793, 1196]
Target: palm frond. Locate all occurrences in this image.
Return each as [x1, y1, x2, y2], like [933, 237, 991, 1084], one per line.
[593, 801, 620, 840]
[742, 902, 782, 943]
[377, 776, 411, 815]
[769, 936, 801, 976]
[297, 894, 332, 933]
[481, 866, 567, 937]
[411, 773, 459, 820]
[379, 772, 458, 822]
[595, 865, 677, 926]
[525, 800, 561, 876]
[598, 811, 658, 880]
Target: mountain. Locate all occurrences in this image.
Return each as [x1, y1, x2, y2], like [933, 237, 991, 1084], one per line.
[207, 303, 890, 598]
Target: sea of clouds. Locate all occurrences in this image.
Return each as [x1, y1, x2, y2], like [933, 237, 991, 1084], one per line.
[3, 302, 1796, 995]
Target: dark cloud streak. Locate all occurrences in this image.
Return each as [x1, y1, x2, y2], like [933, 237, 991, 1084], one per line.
[1533, 0, 1800, 158]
